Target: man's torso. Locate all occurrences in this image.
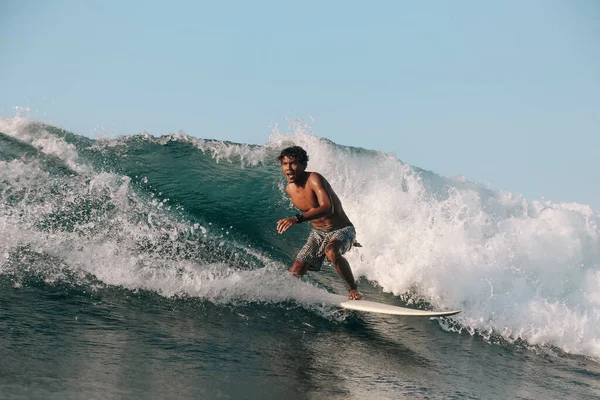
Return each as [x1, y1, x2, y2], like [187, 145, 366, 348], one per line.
[287, 172, 352, 230]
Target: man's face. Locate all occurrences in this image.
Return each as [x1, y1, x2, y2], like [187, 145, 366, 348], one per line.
[280, 156, 306, 183]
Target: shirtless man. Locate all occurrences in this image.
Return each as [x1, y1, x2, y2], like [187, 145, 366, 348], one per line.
[276, 146, 363, 300]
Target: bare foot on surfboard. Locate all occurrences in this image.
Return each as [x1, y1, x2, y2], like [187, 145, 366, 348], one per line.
[348, 289, 363, 300]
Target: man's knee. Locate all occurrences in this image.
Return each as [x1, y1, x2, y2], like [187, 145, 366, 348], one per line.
[324, 243, 341, 263]
[289, 260, 308, 276]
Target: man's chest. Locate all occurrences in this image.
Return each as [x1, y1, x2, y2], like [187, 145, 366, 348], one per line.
[289, 187, 319, 210]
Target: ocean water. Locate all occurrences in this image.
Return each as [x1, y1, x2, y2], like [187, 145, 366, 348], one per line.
[1, 116, 599, 399]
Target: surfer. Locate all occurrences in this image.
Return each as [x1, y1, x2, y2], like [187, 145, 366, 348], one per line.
[276, 146, 363, 300]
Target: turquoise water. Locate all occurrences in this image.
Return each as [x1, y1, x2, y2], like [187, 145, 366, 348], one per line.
[1, 117, 600, 399]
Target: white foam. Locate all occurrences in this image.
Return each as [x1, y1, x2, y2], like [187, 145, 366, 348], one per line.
[268, 123, 600, 358]
[0, 116, 88, 173]
[93, 131, 271, 167]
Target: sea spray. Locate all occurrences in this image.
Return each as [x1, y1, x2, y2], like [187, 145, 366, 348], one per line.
[269, 121, 600, 357]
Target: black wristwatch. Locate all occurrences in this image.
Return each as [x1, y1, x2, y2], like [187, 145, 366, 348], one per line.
[295, 214, 304, 223]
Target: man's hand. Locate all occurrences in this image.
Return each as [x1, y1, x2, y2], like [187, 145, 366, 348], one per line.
[277, 217, 298, 234]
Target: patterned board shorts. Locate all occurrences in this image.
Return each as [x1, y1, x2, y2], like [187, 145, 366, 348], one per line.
[296, 224, 356, 271]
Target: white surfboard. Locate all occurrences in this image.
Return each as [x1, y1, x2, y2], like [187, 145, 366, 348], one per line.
[330, 294, 461, 317]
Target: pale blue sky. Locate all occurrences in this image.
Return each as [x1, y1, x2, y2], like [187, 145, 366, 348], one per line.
[1, 1, 599, 208]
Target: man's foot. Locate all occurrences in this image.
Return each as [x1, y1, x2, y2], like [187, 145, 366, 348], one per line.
[348, 289, 363, 300]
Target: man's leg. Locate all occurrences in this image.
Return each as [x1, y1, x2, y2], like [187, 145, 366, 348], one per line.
[324, 240, 363, 300]
[289, 259, 309, 277]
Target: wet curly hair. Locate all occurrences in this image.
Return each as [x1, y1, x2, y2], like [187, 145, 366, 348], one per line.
[277, 146, 309, 165]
